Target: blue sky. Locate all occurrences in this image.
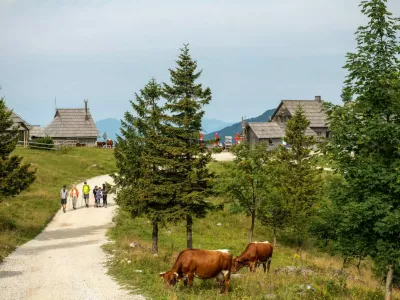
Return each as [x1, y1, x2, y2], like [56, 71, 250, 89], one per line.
[1, 0, 399, 126]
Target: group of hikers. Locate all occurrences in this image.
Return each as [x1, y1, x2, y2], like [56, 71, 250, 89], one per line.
[60, 182, 108, 213]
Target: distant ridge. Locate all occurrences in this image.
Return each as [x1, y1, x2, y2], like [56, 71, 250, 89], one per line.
[204, 108, 276, 140]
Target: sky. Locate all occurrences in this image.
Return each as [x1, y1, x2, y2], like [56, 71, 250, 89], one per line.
[1, 0, 399, 126]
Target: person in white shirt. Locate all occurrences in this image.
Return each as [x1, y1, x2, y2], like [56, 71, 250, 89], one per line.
[60, 185, 69, 213]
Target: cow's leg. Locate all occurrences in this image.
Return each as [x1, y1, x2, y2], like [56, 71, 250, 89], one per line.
[183, 275, 188, 286]
[262, 262, 267, 273]
[267, 257, 272, 274]
[187, 273, 195, 287]
[224, 279, 230, 295]
[251, 261, 258, 273]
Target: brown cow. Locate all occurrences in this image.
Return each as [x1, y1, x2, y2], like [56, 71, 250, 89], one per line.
[159, 249, 232, 294]
[97, 141, 106, 148]
[106, 139, 113, 148]
[232, 241, 273, 273]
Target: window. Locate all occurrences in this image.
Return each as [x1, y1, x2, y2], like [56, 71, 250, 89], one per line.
[317, 131, 322, 136]
[268, 139, 273, 145]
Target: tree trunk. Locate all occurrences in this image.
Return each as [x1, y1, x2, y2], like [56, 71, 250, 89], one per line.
[186, 214, 193, 249]
[249, 212, 255, 243]
[273, 227, 277, 248]
[152, 221, 158, 254]
[385, 264, 394, 300]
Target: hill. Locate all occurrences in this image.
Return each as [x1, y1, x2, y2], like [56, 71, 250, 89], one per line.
[95, 118, 234, 141]
[204, 108, 276, 140]
[0, 148, 116, 262]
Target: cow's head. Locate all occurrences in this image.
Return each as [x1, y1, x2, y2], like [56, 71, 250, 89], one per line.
[231, 257, 246, 273]
[159, 271, 179, 286]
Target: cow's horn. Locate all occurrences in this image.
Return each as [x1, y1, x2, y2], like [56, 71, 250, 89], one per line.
[159, 272, 166, 276]
[174, 272, 179, 277]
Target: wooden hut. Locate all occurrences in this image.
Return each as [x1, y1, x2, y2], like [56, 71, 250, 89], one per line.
[43, 100, 99, 145]
[6, 108, 31, 147]
[270, 96, 328, 137]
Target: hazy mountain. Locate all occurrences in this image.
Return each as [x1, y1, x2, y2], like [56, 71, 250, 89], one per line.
[204, 108, 276, 140]
[202, 118, 235, 134]
[95, 117, 233, 141]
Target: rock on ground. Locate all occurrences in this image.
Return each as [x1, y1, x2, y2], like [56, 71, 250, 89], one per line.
[0, 175, 144, 300]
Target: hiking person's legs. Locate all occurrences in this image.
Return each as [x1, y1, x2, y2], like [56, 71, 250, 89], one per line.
[72, 196, 77, 209]
[61, 198, 67, 213]
[103, 195, 107, 208]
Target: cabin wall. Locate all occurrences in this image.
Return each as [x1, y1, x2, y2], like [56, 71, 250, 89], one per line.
[272, 105, 291, 123]
[310, 127, 329, 138]
[52, 137, 97, 145]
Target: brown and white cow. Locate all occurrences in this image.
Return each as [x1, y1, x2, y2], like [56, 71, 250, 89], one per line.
[232, 241, 273, 273]
[159, 249, 232, 294]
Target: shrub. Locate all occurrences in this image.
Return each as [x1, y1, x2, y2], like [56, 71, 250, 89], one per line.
[31, 136, 55, 150]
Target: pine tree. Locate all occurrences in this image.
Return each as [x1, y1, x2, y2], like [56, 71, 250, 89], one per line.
[323, 1, 400, 297]
[0, 97, 36, 201]
[277, 106, 323, 253]
[163, 44, 215, 249]
[219, 143, 269, 243]
[113, 79, 179, 254]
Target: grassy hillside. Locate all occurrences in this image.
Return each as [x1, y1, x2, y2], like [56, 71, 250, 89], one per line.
[0, 147, 116, 262]
[104, 162, 397, 300]
[204, 108, 276, 140]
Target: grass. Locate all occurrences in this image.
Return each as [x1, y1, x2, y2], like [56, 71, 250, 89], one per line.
[105, 185, 399, 299]
[0, 147, 116, 262]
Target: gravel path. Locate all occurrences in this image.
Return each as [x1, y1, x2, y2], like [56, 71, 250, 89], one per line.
[0, 175, 144, 300]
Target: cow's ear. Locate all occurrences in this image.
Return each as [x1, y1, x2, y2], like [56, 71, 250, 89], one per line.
[159, 272, 166, 277]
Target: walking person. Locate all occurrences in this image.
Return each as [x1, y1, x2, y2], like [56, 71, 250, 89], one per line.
[93, 185, 98, 207]
[82, 181, 90, 208]
[60, 185, 68, 213]
[102, 183, 108, 208]
[96, 186, 103, 207]
[70, 184, 79, 210]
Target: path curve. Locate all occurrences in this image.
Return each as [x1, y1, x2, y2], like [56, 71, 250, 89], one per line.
[0, 175, 144, 300]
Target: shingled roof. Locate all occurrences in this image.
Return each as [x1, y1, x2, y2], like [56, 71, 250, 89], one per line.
[43, 108, 99, 138]
[247, 122, 317, 139]
[271, 98, 327, 127]
[6, 108, 31, 131]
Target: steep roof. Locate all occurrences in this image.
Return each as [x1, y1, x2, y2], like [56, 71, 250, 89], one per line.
[272, 99, 327, 127]
[30, 125, 45, 138]
[6, 108, 31, 131]
[247, 122, 317, 139]
[44, 109, 99, 138]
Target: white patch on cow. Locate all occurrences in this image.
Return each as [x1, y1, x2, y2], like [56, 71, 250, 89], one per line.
[254, 241, 269, 244]
[214, 249, 230, 253]
[222, 270, 230, 276]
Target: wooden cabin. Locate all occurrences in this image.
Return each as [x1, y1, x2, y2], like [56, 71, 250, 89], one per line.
[43, 100, 99, 144]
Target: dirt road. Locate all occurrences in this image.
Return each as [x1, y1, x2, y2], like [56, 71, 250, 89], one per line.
[0, 175, 144, 300]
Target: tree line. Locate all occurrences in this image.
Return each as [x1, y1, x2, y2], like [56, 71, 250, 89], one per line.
[114, 1, 400, 298]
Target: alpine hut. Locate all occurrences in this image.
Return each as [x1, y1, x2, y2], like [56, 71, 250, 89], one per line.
[43, 100, 99, 145]
[6, 108, 31, 147]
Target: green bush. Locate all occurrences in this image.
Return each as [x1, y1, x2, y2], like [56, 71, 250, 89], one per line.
[31, 136, 55, 150]
[212, 146, 223, 153]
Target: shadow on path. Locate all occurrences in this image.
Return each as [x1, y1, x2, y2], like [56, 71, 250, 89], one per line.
[36, 224, 111, 241]
[0, 271, 23, 279]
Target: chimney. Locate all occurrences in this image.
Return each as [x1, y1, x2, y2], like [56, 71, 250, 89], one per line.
[315, 95, 322, 102]
[84, 99, 89, 121]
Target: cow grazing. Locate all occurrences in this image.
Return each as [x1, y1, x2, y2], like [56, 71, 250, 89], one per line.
[159, 249, 232, 295]
[97, 141, 106, 148]
[232, 241, 273, 273]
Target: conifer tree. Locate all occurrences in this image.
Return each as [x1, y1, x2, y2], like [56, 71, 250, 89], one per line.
[277, 106, 323, 252]
[323, 1, 400, 297]
[113, 79, 179, 253]
[163, 44, 215, 249]
[0, 97, 36, 201]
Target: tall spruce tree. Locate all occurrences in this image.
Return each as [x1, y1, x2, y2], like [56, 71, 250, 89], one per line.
[277, 106, 323, 252]
[323, 1, 400, 297]
[113, 79, 179, 254]
[163, 44, 215, 249]
[0, 97, 36, 201]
